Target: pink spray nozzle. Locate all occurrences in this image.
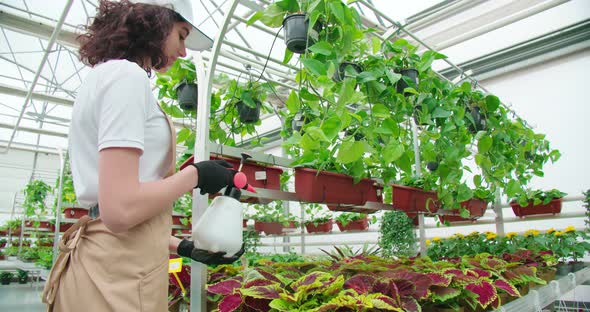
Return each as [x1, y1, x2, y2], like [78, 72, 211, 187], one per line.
[233, 172, 256, 193]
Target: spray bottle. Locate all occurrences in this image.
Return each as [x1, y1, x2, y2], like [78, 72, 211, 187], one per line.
[192, 153, 255, 255]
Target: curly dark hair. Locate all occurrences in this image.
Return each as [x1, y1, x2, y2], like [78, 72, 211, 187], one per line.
[78, 0, 184, 75]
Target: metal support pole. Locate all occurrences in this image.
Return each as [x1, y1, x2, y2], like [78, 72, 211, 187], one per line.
[410, 120, 426, 255]
[2, 0, 74, 153]
[190, 1, 240, 310]
[52, 148, 66, 264]
[493, 189, 505, 236]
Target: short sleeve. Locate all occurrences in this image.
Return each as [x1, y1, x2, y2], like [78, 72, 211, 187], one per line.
[96, 61, 151, 153]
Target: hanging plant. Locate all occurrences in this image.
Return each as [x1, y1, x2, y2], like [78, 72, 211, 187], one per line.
[378, 210, 417, 258]
[175, 81, 198, 111]
[23, 180, 52, 219]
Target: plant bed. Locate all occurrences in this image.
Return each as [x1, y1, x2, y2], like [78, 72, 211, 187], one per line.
[63, 207, 89, 219]
[305, 219, 333, 234]
[438, 199, 488, 223]
[391, 184, 439, 214]
[295, 168, 382, 208]
[510, 198, 562, 218]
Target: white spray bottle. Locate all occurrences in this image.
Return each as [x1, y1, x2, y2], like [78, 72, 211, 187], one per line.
[192, 153, 255, 255]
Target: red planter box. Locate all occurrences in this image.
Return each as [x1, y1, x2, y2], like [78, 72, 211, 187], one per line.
[254, 221, 284, 235]
[510, 198, 562, 218]
[180, 155, 283, 190]
[24, 221, 52, 229]
[336, 218, 369, 232]
[172, 215, 190, 227]
[64, 207, 89, 219]
[295, 168, 382, 208]
[49, 223, 74, 233]
[305, 219, 333, 234]
[439, 199, 488, 223]
[243, 219, 248, 228]
[391, 184, 439, 214]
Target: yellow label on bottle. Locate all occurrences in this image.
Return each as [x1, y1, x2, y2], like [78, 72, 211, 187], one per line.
[168, 258, 182, 273]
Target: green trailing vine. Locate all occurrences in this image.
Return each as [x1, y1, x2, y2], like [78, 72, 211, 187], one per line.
[378, 210, 417, 258]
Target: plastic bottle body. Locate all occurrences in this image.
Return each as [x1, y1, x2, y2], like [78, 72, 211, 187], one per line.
[192, 196, 243, 255]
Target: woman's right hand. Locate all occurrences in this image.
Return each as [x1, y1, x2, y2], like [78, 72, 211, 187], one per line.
[190, 160, 236, 194]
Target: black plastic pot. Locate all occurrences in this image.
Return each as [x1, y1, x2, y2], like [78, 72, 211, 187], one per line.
[333, 62, 362, 83]
[237, 99, 261, 124]
[467, 107, 486, 133]
[283, 14, 309, 54]
[396, 68, 418, 96]
[176, 82, 198, 111]
[426, 162, 439, 171]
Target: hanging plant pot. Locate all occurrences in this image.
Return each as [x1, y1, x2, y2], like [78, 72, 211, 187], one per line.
[333, 62, 363, 83]
[396, 68, 418, 96]
[236, 99, 261, 124]
[438, 198, 488, 223]
[336, 217, 369, 232]
[510, 198, 562, 218]
[305, 219, 333, 234]
[467, 107, 486, 133]
[176, 82, 198, 111]
[391, 184, 439, 214]
[295, 168, 382, 208]
[283, 14, 309, 54]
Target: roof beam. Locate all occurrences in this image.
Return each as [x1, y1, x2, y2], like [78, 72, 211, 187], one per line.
[0, 9, 78, 48]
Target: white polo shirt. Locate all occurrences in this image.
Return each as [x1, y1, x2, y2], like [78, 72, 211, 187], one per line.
[69, 59, 172, 207]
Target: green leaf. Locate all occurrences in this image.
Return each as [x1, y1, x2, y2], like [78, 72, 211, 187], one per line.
[383, 142, 404, 163]
[372, 37, 381, 54]
[283, 48, 294, 64]
[306, 126, 330, 142]
[321, 115, 342, 140]
[300, 133, 320, 150]
[456, 184, 473, 202]
[371, 104, 390, 118]
[478, 136, 492, 154]
[356, 71, 376, 83]
[246, 11, 264, 26]
[485, 95, 500, 112]
[432, 107, 452, 118]
[170, 105, 185, 118]
[506, 180, 521, 197]
[329, 1, 345, 24]
[285, 90, 300, 113]
[260, 4, 286, 27]
[473, 175, 482, 187]
[337, 140, 365, 164]
[308, 41, 333, 56]
[336, 79, 356, 107]
[302, 58, 328, 76]
[176, 128, 191, 144]
[385, 70, 401, 85]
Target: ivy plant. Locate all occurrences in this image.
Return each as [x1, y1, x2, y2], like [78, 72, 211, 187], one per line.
[23, 180, 52, 219]
[378, 210, 417, 258]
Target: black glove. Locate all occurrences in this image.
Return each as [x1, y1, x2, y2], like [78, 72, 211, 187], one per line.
[177, 239, 245, 265]
[191, 160, 236, 195]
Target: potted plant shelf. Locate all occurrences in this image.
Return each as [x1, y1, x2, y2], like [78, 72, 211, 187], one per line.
[295, 168, 382, 208]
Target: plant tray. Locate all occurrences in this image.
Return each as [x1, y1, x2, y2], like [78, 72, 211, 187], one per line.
[438, 199, 488, 223]
[24, 221, 52, 229]
[510, 198, 562, 218]
[295, 168, 382, 208]
[391, 184, 439, 213]
[336, 218, 369, 232]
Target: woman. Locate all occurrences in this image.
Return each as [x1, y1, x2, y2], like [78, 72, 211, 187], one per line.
[42, 1, 243, 310]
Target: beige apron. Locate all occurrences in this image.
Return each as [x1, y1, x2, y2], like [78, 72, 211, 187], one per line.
[43, 110, 177, 312]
